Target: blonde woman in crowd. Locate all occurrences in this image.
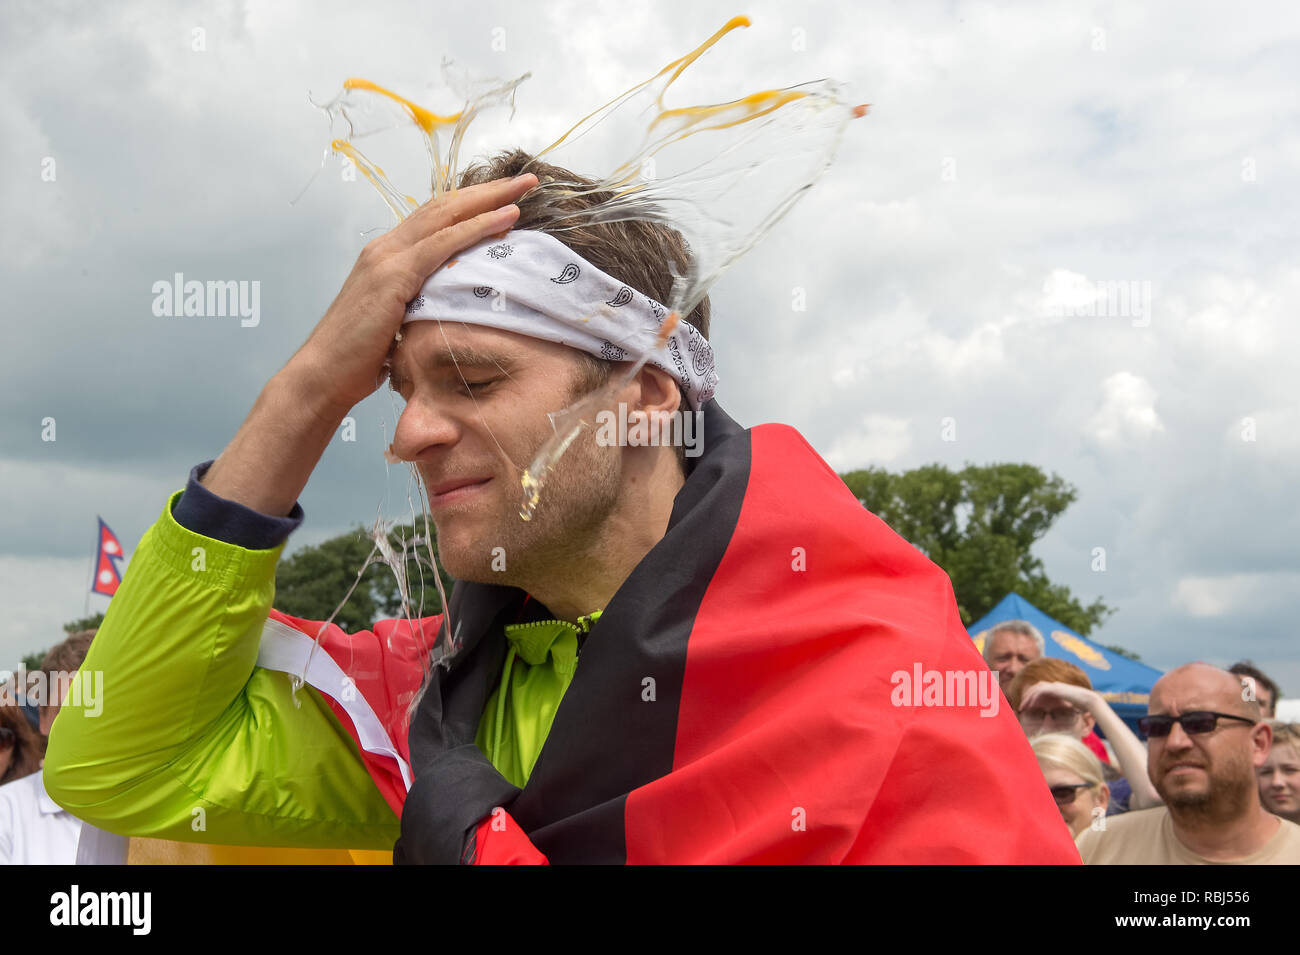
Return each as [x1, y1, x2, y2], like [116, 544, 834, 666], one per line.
[1032, 732, 1110, 839]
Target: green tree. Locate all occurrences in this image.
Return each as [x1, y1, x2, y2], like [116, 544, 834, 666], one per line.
[21, 651, 45, 671]
[274, 520, 455, 633]
[63, 612, 105, 634]
[840, 462, 1113, 635]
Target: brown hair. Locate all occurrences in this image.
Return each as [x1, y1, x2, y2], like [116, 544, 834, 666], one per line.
[1229, 661, 1281, 716]
[1, 701, 45, 785]
[1007, 657, 1093, 712]
[42, 629, 96, 683]
[457, 149, 712, 473]
[37, 628, 96, 713]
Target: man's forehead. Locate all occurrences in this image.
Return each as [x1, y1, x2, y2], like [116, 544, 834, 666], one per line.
[992, 630, 1037, 651]
[390, 322, 531, 378]
[1150, 664, 1243, 712]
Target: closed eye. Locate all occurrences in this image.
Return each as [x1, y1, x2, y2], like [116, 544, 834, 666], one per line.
[388, 372, 501, 397]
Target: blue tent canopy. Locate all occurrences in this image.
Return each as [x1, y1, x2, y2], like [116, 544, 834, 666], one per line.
[968, 593, 1163, 736]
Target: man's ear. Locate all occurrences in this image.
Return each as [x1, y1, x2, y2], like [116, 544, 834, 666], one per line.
[635, 363, 682, 416]
[1251, 722, 1273, 767]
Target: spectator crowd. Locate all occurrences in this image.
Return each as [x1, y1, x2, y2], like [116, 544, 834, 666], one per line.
[984, 622, 1299, 863]
[2, 620, 1297, 864]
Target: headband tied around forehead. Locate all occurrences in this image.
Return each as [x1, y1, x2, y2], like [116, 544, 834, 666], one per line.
[402, 230, 719, 411]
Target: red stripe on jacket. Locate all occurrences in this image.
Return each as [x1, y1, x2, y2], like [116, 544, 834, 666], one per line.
[267, 608, 437, 817]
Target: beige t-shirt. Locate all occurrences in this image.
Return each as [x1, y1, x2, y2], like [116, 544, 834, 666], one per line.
[1076, 805, 1300, 864]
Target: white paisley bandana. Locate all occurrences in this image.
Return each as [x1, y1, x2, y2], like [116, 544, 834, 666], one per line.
[402, 230, 719, 410]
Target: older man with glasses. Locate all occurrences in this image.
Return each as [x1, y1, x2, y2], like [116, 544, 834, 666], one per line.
[1075, 663, 1300, 864]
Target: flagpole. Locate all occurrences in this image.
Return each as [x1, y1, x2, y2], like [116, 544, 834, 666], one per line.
[84, 518, 99, 618]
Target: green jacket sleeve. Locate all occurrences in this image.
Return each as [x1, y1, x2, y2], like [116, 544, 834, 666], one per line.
[42, 490, 400, 849]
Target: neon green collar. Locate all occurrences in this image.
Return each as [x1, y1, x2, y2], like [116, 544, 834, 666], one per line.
[502, 610, 603, 665]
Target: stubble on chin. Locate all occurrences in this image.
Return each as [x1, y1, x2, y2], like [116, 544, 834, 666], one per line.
[1161, 782, 1212, 814]
[428, 497, 513, 584]
[1159, 764, 1255, 825]
[432, 439, 622, 590]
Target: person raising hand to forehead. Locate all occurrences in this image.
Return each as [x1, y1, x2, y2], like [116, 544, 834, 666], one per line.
[45, 153, 1079, 865]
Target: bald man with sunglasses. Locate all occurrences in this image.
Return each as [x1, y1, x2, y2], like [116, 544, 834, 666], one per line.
[1075, 662, 1300, 864]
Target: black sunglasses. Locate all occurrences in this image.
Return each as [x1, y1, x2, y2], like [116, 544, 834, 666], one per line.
[1139, 710, 1256, 738]
[1049, 782, 1095, 805]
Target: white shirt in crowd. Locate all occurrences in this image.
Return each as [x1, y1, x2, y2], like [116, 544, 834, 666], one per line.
[0, 767, 127, 864]
[0, 769, 83, 864]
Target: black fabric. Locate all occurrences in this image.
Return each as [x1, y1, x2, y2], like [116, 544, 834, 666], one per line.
[396, 400, 751, 864]
[395, 580, 525, 863]
[393, 744, 522, 865]
[171, 460, 305, 550]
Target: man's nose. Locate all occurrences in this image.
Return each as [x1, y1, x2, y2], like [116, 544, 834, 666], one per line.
[389, 395, 461, 462]
[1163, 719, 1195, 751]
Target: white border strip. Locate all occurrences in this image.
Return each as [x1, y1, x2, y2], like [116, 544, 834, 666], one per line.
[257, 617, 413, 791]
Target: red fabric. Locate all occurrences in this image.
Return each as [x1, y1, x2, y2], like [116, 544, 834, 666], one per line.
[470, 810, 549, 865]
[1081, 729, 1111, 765]
[624, 424, 1082, 863]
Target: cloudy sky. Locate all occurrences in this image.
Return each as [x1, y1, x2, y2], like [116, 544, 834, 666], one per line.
[3, 0, 1297, 696]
